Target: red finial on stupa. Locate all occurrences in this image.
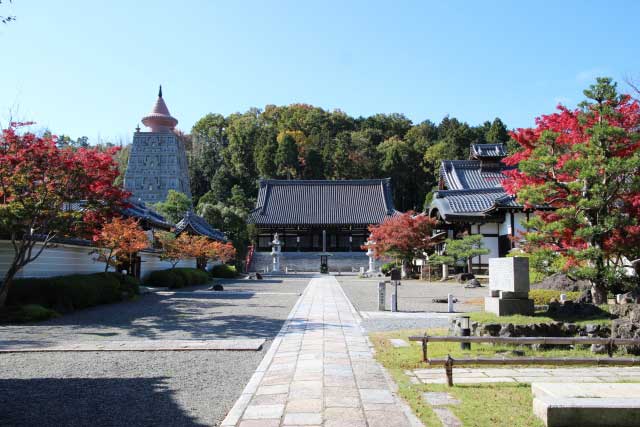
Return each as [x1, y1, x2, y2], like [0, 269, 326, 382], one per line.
[141, 85, 178, 132]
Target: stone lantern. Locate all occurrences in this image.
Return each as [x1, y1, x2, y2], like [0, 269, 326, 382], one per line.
[271, 233, 281, 272]
[365, 239, 376, 273]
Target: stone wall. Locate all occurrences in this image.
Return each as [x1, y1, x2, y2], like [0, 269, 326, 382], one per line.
[123, 132, 191, 204]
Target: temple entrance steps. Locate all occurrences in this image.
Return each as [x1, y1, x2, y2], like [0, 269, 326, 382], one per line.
[249, 251, 371, 273]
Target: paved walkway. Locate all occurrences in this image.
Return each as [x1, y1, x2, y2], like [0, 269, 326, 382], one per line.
[409, 367, 640, 384]
[222, 276, 415, 427]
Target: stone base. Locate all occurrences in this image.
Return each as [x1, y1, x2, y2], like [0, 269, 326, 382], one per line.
[532, 383, 640, 427]
[484, 297, 534, 316]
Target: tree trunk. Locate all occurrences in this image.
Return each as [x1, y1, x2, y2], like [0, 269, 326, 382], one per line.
[401, 261, 408, 279]
[0, 263, 20, 308]
[591, 282, 608, 305]
[467, 257, 473, 274]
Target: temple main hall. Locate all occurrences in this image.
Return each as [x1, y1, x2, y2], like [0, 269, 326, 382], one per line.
[247, 179, 398, 272]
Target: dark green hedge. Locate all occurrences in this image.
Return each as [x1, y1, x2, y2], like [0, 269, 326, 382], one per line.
[209, 264, 237, 278]
[7, 272, 139, 312]
[145, 268, 209, 289]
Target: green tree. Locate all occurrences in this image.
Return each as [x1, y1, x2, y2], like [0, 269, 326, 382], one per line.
[377, 136, 425, 211]
[431, 234, 489, 274]
[197, 199, 251, 262]
[255, 132, 278, 178]
[485, 118, 510, 144]
[275, 133, 299, 178]
[153, 190, 192, 224]
[504, 78, 640, 303]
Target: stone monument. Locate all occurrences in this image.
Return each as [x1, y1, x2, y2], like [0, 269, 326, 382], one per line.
[271, 233, 281, 272]
[485, 257, 534, 316]
[123, 86, 192, 204]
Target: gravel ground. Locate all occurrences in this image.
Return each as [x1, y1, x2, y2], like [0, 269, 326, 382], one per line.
[337, 275, 486, 332]
[0, 277, 308, 427]
[0, 277, 308, 345]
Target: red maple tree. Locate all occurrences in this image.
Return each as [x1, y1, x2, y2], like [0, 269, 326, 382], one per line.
[0, 124, 128, 306]
[503, 78, 640, 302]
[94, 217, 149, 273]
[366, 211, 436, 276]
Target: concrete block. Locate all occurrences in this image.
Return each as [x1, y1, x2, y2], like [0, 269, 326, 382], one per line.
[499, 291, 529, 299]
[489, 257, 530, 293]
[532, 383, 640, 427]
[484, 296, 534, 316]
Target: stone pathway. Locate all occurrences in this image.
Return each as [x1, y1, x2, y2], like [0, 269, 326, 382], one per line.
[408, 367, 640, 384]
[222, 276, 416, 427]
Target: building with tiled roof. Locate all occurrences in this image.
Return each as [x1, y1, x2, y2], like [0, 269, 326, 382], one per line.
[248, 179, 398, 253]
[175, 210, 227, 242]
[428, 143, 529, 271]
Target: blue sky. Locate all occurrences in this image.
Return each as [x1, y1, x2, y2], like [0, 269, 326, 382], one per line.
[1, 0, 639, 144]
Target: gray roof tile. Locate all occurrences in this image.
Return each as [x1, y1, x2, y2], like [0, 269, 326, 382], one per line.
[248, 179, 398, 226]
[175, 210, 227, 241]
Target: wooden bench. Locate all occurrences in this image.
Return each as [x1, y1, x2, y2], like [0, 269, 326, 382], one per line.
[408, 335, 640, 386]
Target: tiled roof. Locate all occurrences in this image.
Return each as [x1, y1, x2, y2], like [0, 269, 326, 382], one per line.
[430, 188, 520, 220]
[175, 210, 227, 241]
[63, 199, 172, 230]
[431, 143, 521, 220]
[248, 179, 399, 226]
[470, 143, 507, 158]
[122, 198, 172, 229]
[440, 160, 509, 190]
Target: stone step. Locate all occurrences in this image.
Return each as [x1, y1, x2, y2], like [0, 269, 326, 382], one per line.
[532, 382, 640, 427]
[250, 251, 372, 273]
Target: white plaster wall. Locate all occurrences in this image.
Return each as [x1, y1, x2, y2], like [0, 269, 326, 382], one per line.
[480, 236, 499, 265]
[0, 241, 110, 278]
[479, 223, 499, 234]
[498, 212, 529, 236]
[514, 212, 528, 235]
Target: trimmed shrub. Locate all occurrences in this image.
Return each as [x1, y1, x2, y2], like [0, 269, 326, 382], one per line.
[17, 304, 59, 322]
[529, 289, 581, 305]
[8, 273, 122, 312]
[146, 269, 185, 288]
[0, 304, 60, 323]
[381, 262, 397, 276]
[174, 268, 209, 286]
[210, 264, 237, 278]
[145, 268, 209, 289]
[105, 272, 141, 297]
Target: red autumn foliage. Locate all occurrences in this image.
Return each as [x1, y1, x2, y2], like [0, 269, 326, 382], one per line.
[94, 217, 149, 272]
[0, 123, 128, 305]
[365, 211, 437, 262]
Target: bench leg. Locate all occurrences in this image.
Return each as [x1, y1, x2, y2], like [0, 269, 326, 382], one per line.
[422, 338, 428, 363]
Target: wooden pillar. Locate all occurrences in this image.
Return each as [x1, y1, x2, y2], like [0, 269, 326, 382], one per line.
[322, 229, 326, 252]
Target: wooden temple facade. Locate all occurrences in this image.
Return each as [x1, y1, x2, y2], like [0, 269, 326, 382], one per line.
[248, 179, 399, 252]
[428, 143, 530, 271]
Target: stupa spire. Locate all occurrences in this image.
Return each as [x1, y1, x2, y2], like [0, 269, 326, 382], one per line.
[141, 85, 178, 132]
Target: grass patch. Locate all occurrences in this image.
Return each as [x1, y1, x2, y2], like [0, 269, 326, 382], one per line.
[372, 328, 606, 367]
[469, 309, 612, 327]
[529, 289, 581, 305]
[370, 330, 545, 427]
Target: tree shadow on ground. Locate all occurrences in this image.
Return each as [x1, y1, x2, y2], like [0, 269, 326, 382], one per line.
[0, 377, 207, 427]
[0, 289, 322, 344]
